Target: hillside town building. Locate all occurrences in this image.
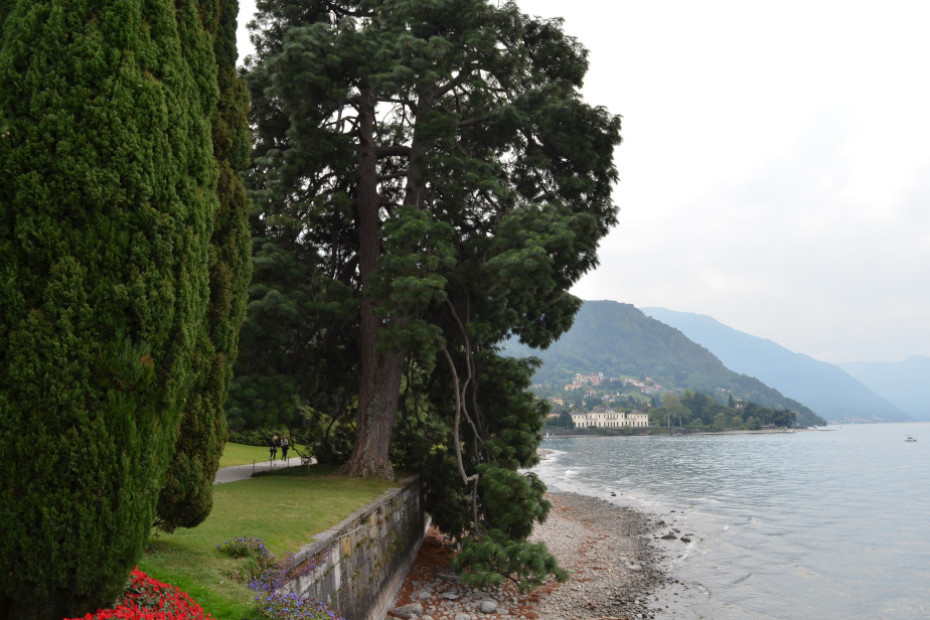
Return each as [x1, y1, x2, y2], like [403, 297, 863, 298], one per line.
[564, 372, 605, 391]
[571, 410, 649, 429]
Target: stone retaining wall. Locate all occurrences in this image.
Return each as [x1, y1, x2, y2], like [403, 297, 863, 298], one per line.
[281, 476, 427, 620]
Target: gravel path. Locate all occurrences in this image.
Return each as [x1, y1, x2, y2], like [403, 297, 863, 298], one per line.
[389, 492, 673, 620]
[213, 456, 313, 484]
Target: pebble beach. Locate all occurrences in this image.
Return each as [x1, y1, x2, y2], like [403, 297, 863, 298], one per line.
[389, 492, 675, 620]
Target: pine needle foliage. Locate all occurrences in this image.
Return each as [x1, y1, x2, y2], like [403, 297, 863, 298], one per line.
[242, 0, 621, 587]
[0, 1, 216, 617]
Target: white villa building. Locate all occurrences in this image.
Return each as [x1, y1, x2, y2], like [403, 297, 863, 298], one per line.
[571, 410, 649, 429]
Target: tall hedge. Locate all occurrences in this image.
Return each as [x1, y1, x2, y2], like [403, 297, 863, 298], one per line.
[0, 1, 216, 617]
[157, 0, 252, 532]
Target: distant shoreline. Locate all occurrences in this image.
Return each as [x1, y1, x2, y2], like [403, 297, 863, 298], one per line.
[542, 427, 821, 440]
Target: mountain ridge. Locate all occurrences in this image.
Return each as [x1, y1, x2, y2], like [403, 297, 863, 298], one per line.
[505, 300, 825, 426]
[838, 356, 930, 421]
[640, 306, 913, 423]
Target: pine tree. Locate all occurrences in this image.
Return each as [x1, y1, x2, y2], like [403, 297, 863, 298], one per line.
[0, 1, 215, 617]
[156, 0, 252, 532]
[246, 0, 619, 478]
[244, 0, 621, 586]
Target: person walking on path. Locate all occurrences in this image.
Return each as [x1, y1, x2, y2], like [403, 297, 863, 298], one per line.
[280, 436, 289, 461]
[269, 435, 278, 461]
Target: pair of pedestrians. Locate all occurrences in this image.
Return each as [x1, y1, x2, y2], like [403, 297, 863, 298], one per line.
[268, 435, 290, 461]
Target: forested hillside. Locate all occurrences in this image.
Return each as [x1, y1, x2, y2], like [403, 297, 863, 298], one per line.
[505, 300, 826, 426]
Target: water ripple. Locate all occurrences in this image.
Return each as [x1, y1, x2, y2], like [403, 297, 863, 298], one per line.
[534, 423, 930, 619]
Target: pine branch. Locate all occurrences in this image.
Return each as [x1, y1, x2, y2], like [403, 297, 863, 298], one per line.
[376, 144, 412, 158]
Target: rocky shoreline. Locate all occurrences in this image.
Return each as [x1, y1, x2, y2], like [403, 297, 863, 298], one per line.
[389, 492, 678, 620]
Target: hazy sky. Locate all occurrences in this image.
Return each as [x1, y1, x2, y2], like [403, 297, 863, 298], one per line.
[236, 1, 930, 364]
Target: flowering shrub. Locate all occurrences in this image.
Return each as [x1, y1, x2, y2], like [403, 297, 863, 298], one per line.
[216, 535, 268, 559]
[216, 536, 277, 592]
[217, 536, 342, 620]
[257, 592, 343, 620]
[64, 568, 214, 620]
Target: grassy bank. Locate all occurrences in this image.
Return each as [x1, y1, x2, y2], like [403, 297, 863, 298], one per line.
[140, 448, 397, 619]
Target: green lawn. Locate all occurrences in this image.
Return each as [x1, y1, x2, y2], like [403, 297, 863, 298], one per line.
[139, 448, 397, 619]
[219, 441, 308, 467]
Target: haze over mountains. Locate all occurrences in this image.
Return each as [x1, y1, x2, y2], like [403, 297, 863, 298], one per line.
[838, 357, 930, 421]
[641, 307, 923, 423]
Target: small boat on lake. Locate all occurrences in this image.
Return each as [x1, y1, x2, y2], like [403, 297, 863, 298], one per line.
[905, 435, 917, 442]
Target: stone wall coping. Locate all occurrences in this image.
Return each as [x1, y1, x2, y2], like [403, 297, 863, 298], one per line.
[290, 474, 420, 566]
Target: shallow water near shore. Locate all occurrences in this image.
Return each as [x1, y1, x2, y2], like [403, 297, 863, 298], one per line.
[533, 422, 930, 619]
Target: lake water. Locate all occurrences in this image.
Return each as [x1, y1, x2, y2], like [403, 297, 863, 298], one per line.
[534, 422, 930, 619]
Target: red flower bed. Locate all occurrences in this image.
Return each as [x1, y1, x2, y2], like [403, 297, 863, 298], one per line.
[65, 568, 214, 620]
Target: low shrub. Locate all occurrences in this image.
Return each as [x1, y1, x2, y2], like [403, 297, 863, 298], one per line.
[217, 537, 342, 620]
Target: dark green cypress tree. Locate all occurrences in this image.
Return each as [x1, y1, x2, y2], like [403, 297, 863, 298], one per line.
[156, 0, 252, 532]
[0, 1, 215, 617]
[0, 2, 12, 36]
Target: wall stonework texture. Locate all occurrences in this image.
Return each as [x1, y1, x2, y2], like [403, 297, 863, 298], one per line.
[281, 476, 427, 620]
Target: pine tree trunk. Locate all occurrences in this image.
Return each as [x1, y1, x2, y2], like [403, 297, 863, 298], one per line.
[340, 77, 403, 478]
[343, 342, 404, 478]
